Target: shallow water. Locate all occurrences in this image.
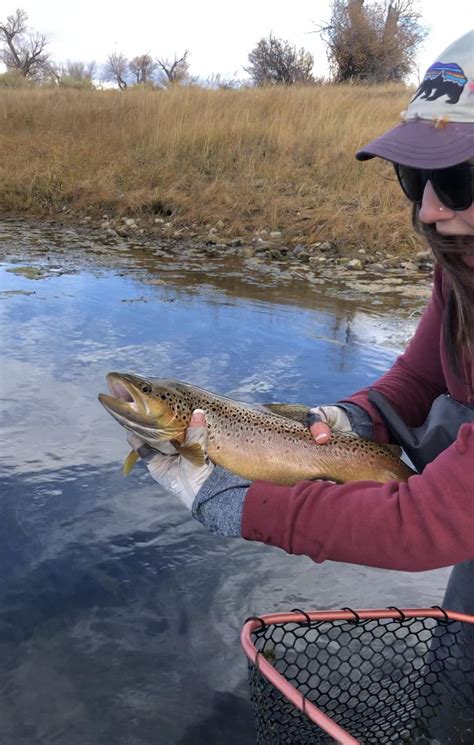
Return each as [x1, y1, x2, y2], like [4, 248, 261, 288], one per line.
[0, 219, 450, 744]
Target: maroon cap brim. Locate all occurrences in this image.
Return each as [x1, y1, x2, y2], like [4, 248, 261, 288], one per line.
[356, 120, 474, 168]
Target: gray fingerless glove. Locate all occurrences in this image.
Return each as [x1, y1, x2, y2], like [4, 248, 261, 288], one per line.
[192, 466, 250, 537]
[338, 403, 374, 440]
[305, 403, 373, 440]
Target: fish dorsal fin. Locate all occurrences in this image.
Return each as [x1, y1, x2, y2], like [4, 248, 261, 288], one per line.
[262, 403, 310, 425]
[176, 442, 207, 467]
[123, 449, 140, 476]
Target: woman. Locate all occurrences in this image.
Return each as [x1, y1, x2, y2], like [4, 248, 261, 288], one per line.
[128, 30, 474, 740]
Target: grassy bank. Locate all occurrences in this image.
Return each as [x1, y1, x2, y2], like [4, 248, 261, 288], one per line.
[0, 84, 419, 254]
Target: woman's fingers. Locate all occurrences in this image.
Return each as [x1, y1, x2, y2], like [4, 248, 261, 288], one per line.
[310, 421, 332, 444]
[183, 409, 209, 456]
[185, 409, 207, 444]
[188, 409, 206, 428]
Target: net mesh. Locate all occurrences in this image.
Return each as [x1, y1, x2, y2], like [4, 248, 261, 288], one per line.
[248, 614, 474, 744]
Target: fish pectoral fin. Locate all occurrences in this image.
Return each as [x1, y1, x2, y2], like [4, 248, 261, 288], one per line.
[178, 442, 207, 467]
[261, 403, 310, 424]
[123, 449, 140, 476]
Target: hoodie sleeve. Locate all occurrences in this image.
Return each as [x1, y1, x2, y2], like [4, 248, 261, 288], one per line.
[241, 423, 474, 572]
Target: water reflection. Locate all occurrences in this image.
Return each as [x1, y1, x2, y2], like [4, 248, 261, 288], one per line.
[1, 264, 406, 475]
[0, 226, 449, 745]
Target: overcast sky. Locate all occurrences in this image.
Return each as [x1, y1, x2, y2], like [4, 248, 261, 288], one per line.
[3, 1, 473, 82]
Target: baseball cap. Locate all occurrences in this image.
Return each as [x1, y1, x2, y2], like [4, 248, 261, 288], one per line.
[356, 30, 474, 168]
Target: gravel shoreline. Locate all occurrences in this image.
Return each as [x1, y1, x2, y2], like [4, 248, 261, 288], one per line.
[0, 213, 434, 303]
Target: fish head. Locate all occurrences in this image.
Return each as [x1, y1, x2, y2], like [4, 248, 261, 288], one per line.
[98, 372, 190, 446]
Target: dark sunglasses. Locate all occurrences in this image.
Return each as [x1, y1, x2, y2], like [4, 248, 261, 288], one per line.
[394, 162, 474, 212]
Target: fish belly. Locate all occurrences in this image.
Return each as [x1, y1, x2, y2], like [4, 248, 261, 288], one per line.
[206, 436, 337, 485]
[206, 433, 408, 485]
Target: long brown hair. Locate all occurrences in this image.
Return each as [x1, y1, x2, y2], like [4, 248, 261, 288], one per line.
[413, 205, 474, 377]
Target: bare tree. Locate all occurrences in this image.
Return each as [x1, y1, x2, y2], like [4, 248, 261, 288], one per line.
[318, 0, 426, 83]
[129, 53, 156, 84]
[203, 73, 242, 89]
[245, 34, 315, 86]
[380, 0, 427, 80]
[65, 60, 96, 81]
[103, 51, 129, 90]
[156, 51, 190, 86]
[0, 8, 50, 78]
[45, 60, 97, 88]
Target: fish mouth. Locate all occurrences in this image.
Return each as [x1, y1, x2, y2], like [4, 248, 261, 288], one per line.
[98, 372, 155, 426]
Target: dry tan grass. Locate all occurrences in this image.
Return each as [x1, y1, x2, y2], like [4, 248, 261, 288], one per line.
[0, 83, 419, 252]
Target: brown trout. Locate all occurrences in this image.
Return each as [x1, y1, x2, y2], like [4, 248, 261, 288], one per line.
[98, 372, 414, 484]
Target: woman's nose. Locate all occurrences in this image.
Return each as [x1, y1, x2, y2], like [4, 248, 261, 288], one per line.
[419, 180, 455, 223]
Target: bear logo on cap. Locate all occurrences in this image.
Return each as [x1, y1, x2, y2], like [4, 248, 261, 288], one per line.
[411, 61, 468, 105]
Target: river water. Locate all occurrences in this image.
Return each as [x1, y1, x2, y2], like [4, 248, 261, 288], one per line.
[0, 219, 450, 744]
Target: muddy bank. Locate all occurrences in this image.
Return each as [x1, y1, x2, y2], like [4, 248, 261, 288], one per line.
[0, 214, 433, 304]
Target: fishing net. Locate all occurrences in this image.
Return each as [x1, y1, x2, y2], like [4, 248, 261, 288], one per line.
[241, 607, 474, 744]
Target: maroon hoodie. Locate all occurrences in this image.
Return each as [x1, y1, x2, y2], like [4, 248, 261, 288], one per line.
[241, 265, 474, 571]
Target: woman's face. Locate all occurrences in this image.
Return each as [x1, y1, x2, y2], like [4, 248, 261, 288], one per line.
[418, 180, 474, 237]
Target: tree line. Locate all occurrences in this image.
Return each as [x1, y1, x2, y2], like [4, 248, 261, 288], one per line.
[0, 2, 426, 89]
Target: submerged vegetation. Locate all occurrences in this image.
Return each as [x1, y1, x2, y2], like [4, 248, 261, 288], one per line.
[0, 83, 419, 253]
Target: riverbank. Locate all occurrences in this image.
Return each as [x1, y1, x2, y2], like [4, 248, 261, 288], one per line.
[0, 215, 433, 305]
[0, 83, 423, 259]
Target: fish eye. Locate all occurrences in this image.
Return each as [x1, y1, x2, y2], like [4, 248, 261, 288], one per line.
[141, 384, 152, 394]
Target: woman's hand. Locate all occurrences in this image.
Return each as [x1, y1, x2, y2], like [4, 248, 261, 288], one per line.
[306, 405, 355, 444]
[127, 410, 214, 510]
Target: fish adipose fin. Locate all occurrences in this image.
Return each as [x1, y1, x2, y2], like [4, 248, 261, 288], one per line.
[262, 403, 310, 424]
